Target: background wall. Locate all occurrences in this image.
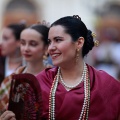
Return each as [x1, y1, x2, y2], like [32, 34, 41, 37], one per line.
[0, 0, 98, 30]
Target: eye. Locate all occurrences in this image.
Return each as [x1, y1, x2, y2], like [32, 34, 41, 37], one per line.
[2, 36, 9, 41]
[55, 38, 62, 42]
[48, 39, 51, 45]
[30, 41, 38, 46]
[20, 40, 26, 45]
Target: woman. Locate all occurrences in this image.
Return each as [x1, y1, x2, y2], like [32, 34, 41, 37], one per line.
[19, 24, 49, 74]
[0, 23, 26, 84]
[0, 24, 49, 115]
[1, 16, 120, 120]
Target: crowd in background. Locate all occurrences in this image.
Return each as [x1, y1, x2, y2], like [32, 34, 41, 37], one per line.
[85, 2, 120, 80]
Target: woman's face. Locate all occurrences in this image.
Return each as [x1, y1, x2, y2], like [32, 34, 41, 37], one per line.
[20, 29, 46, 62]
[1, 28, 19, 56]
[48, 25, 78, 67]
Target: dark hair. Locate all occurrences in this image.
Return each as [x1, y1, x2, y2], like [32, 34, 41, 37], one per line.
[30, 24, 49, 46]
[51, 16, 94, 57]
[7, 24, 26, 41]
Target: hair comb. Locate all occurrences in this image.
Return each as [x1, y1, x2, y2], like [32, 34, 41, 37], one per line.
[73, 15, 81, 20]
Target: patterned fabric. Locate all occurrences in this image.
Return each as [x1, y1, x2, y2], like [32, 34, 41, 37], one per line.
[8, 73, 42, 120]
[0, 66, 26, 115]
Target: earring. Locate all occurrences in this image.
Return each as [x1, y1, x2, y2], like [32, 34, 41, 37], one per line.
[43, 54, 48, 60]
[76, 49, 80, 63]
[43, 52, 48, 60]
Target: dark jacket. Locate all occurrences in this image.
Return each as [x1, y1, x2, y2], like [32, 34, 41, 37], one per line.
[0, 56, 5, 84]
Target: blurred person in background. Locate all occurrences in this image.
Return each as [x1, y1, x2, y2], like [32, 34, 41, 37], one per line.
[0, 23, 51, 115]
[0, 44, 4, 84]
[0, 23, 26, 84]
[87, 2, 120, 80]
[0, 44, 1, 56]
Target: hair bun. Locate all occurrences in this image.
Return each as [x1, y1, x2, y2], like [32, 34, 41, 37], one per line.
[87, 30, 94, 50]
[82, 30, 94, 56]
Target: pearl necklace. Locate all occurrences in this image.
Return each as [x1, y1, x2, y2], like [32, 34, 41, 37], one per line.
[59, 63, 86, 89]
[49, 63, 90, 120]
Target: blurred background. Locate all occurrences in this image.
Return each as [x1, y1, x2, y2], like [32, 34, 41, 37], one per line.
[0, 0, 120, 80]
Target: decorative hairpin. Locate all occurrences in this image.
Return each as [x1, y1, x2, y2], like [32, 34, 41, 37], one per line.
[36, 20, 50, 27]
[94, 40, 99, 47]
[91, 32, 99, 47]
[91, 33, 96, 38]
[73, 15, 81, 20]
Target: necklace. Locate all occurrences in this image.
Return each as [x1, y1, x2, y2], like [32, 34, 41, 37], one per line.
[49, 63, 90, 120]
[59, 63, 86, 89]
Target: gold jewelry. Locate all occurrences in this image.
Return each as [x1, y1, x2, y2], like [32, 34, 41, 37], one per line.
[49, 63, 90, 120]
[91, 32, 99, 47]
[91, 32, 96, 38]
[94, 40, 99, 47]
[43, 55, 48, 60]
[43, 52, 48, 60]
[76, 49, 80, 63]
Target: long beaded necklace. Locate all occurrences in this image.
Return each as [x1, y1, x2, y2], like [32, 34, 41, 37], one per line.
[49, 63, 90, 120]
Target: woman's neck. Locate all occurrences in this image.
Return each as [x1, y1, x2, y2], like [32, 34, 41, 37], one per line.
[60, 59, 85, 83]
[6, 54, 22, 70]
[26, 60, 45, 75]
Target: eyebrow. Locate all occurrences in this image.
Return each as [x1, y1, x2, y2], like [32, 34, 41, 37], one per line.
[54, 36, 64, 39]
[20, 39, 25, 41]
[48, 36, 64, 41]
[20, 39, 38, 42]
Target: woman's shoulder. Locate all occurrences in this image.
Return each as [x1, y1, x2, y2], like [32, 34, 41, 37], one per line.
[37, 67, 58, 79]
[36, 67, 58, 88]
[88, 64, 120, 93]
[88, 64, 118, 80]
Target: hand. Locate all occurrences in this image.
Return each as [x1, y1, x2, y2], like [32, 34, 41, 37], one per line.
[0, 111, 16, 120]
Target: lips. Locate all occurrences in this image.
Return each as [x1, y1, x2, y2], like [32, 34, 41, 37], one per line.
[23, 54, 32, 58]
[50, 53, 61, 59]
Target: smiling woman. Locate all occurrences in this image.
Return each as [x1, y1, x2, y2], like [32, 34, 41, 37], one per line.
[39, 15, 120, 120]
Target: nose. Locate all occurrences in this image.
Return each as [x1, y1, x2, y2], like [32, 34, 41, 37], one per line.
[24, 44, 30, 52]
[48, 42, 57, 52]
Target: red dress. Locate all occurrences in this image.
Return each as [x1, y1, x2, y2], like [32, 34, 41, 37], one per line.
[36, 64, 120, 120]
